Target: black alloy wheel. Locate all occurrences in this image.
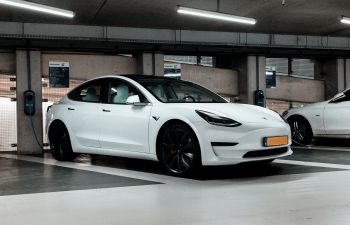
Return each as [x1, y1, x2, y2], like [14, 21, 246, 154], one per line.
[158, 123, 201, 176]
[288, 117, 313, 145]
[50, 123, 76, 161]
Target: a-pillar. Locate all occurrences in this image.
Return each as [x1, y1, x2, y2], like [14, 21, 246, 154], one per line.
[137, 52, 164, 76]
[16, 49, 43, 154]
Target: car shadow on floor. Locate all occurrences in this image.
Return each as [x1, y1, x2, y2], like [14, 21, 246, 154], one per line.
[312, 138, 350, 147]
[74, 154, 341, 181]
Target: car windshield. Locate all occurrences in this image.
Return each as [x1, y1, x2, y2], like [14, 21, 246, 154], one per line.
[136, 78, 227, 103]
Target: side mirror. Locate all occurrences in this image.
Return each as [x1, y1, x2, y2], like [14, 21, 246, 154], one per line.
[126, 95, 147, 106]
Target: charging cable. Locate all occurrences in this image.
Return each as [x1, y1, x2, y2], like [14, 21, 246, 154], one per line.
[28, 108, 43, 149]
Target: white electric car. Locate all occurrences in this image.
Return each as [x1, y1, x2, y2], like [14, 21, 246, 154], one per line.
[47, 75, 292, 176]
[283, 88, 350, 145]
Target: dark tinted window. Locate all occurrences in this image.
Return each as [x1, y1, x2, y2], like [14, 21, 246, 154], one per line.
[68, 80, 103, 103]
[344, 90, 350, 101]
[331, 89, 350, 103]
[107, 79, 147, 104]
[136, 78, 226, 103]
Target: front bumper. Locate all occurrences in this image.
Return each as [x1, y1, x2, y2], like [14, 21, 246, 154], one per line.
[192, 121, 292, 166]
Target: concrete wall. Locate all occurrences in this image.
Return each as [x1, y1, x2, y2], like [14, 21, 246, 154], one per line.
[266, 75, 325, 103]
[42, 53, 137, 80]
[181, 64, 239, 96]
[0, 51, 15, 74]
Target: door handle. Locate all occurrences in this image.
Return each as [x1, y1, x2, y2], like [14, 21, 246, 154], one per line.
[68, 108, 75, 111]
[102, 109, 111, 112]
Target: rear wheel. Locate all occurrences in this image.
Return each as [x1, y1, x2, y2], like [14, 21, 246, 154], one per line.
[49, 122, 76, 161]
[288, 117, 313, 145]
[158, 123, 201, 177]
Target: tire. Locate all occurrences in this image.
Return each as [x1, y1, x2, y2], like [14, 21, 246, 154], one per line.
[49, 122, 76, 161]
[157, 123, 201, 177]
[288, 117, 313, 145]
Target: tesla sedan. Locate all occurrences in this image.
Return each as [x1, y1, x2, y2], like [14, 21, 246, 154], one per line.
[283, 88, 350, 145]
[46, 75, 292, 176]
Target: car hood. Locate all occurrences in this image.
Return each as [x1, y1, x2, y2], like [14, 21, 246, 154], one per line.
[192, 103, 284, 124]
[288, 101, 327, 113]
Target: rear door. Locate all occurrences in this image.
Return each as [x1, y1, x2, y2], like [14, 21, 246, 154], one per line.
[65, 79, 105, 148]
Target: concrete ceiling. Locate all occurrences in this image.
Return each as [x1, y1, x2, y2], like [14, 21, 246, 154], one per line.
[1, 0, 350, 36]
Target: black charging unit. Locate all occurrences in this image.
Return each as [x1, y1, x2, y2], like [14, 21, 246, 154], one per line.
[24, 90, 35, 116]
[254, 90, 265, 107]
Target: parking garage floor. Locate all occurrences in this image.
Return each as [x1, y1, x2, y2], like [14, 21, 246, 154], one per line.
[1, 147, 350, 225]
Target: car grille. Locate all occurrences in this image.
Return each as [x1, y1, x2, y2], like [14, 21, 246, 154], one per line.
[242, 147, 289, 158]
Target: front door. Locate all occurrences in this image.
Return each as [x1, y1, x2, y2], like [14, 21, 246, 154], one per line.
[324, 90, 350, 135]
[99, 79, 152, 153]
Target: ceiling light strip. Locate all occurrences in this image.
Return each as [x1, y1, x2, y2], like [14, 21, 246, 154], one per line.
[0, 0, 75, 18]
[177, 6, 256, 25]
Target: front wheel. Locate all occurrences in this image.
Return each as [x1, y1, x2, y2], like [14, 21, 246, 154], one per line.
[158, 123, 201, 177]
[49, 122, 76, 161]
[288, 117, 313, 145]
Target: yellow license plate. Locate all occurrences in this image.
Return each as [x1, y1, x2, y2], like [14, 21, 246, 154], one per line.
[263, 136, 288, 147]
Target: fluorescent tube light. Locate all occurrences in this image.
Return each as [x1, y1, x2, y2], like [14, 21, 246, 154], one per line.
[177, 6, 256, 25]
[340, 16, 350, 25]
[0, 0, 75, 18]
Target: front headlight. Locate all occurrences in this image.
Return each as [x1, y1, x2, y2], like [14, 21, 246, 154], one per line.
[195, 110, 241, 127]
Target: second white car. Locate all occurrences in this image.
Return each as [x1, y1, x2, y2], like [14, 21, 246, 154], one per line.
[283, 88, 350, 145]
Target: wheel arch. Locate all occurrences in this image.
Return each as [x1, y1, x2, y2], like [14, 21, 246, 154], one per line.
[155, 119, 202, 161]
[287, 114, 314, 135]
[47, 119, 68, 142]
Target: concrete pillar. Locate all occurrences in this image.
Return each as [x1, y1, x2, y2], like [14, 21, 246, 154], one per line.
[137, 52, 164, 76]
[345, 59, 350, 89]
[314, 58, 349, 99]
[153, 53, 164, 76]
[0, 51, 16, 74]
[16, 50, 43, 155]
[216, 55, 266, 104]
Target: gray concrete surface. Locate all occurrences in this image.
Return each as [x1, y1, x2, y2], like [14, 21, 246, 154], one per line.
[16, 50, 43, 155]
[266, 75, 325, 103]
[137, 52, 164, 76]
[42, 53, 137, 80]
[181, 63, 239, 97]
[0, 51, 15, 74]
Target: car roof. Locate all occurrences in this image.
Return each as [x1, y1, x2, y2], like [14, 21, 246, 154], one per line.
[93, 74, 186, 83]
[123, 74, 178, 82]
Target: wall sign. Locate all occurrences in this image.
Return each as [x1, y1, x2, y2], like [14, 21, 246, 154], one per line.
[164, 63, 181, 79]
[49, 61, 70, 88]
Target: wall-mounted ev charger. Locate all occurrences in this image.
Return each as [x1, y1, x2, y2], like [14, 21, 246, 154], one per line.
[24, 90, 42, 149]
[24, 90, 36, 116]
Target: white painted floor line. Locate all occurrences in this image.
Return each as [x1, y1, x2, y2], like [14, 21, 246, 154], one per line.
[292, 146, 350, 152]
[0, 154, 192, 184]
[275, 159, 350, 170]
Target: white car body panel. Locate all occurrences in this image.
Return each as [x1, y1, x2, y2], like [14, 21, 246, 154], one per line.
[47, 75, 292, 166]
[98, 103, 152, 153]
[324, 100, 350, 135]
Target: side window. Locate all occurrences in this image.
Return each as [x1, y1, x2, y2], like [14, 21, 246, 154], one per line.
[69, 81, 102, 103]
[344, 90, 350, 102]
[108, 80, 147, 104]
